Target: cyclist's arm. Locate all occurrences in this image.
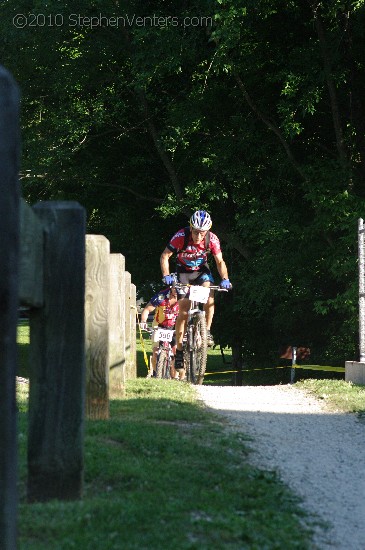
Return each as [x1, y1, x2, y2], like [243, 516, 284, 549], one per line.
[140, 303, 155, 324]
[160, 247, 174, 277]
[213, 252, 229, 280]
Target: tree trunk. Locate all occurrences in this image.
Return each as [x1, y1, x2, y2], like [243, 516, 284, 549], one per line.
[312, 6, 348, 166]
[344, 13, 365, 193]
[231, 336, 244, 386]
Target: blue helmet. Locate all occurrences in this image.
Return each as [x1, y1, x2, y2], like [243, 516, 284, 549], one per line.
[190, 210, 212, 230]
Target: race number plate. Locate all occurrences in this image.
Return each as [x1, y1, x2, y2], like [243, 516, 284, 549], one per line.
[189, 285, 210, 304]
[155, 328, 174, 342]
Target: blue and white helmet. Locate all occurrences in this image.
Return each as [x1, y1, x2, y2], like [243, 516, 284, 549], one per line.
[190, 210, 212, 231]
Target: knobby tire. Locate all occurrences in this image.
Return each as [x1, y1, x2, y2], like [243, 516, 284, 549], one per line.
[187, 313, 207, 385]
[156, 348, 169, 379]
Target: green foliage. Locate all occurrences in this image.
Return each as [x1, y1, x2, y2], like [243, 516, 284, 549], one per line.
[3, 0, 365, 365]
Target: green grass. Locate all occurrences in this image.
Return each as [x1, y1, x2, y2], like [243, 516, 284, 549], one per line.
[17, 378, 315, 550]
[17, 319, 30, 379]
[296, 378, 365, 414]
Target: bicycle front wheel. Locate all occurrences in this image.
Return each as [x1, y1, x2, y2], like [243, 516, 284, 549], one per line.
[156, 348, 169, 379]
[189, 313, 208, 385]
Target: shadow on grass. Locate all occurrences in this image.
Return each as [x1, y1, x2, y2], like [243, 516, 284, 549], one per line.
[17, 379, 315, 550]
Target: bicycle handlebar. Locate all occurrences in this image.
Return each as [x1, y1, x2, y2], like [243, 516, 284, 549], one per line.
[208, 286, 228, 293]
[173, 282, 228, 292]
[140, 326, 175, 333]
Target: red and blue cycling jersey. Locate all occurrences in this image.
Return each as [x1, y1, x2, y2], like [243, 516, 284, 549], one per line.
[166, 228, 221, 272]
[150, 289, 179, 328]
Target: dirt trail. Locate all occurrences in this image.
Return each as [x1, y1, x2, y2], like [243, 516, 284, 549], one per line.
[196, 384, 365, 550]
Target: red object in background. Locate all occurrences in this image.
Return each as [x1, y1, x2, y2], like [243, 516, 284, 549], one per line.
[280, 346, 293, 359]
[279, 346, 311, 360]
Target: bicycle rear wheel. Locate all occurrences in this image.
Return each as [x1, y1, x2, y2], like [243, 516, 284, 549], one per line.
[188, 312, 208, 385]
[156, 348, 169, 378]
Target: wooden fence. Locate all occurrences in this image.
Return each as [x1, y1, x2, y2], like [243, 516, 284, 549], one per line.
[0, 65, 20, 550]
[0, 66, 136, 549]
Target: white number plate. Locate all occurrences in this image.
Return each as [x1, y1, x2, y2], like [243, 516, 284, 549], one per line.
[189, 285, 210, 304]
[155, 328, 174, 342]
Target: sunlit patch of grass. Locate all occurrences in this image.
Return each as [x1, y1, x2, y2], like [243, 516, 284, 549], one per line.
[296, 378, 365, 414]
[17, 320, 29, 379]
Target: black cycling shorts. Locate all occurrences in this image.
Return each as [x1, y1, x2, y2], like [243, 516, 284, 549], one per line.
[176, 269, 214, 298]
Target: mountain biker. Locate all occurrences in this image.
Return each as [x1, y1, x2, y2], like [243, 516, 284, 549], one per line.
[160, 210, 232, 373]
[140, 286, 179, 378]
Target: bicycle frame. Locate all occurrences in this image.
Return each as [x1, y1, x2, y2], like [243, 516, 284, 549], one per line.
[151, 326, 175, 379]
[174, 283, 226, 384]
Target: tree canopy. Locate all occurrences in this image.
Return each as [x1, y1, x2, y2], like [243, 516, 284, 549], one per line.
[1, 0, 365, 364]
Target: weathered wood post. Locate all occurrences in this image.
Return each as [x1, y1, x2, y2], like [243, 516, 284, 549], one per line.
[129, 283, 137, 379]
[119, 263, 126, 382]
[85, 235, 110, 418]
[0, 66, 20, 550]
[124, 272, 132, 379]
[109, 254, 126, 398]
[346, 218, 365, 383]
[19, 199, 43, 307]
[27, 201, 86, 502]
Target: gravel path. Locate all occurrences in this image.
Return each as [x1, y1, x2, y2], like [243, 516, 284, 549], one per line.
[195, 384, 365, 550]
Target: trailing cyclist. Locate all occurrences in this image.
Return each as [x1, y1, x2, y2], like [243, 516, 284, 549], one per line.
[160, 210, 232, 374]
[140, 286, 179, 378]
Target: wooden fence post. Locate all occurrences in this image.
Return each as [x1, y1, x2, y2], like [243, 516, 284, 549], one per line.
[109, 254, 126, 398]
[27, 201, 86, 502]
[120, 264, 126, 383]
[19, 199, 43, 307]
[129, 283, 137, 379]
[124, 272, 132, 379]
[85, 235, 110, 419]
[0, 65, 20, 550]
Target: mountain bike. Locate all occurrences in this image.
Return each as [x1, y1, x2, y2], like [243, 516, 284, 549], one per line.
[143, 326, 175, 379]
[174, 283, 227, 385]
